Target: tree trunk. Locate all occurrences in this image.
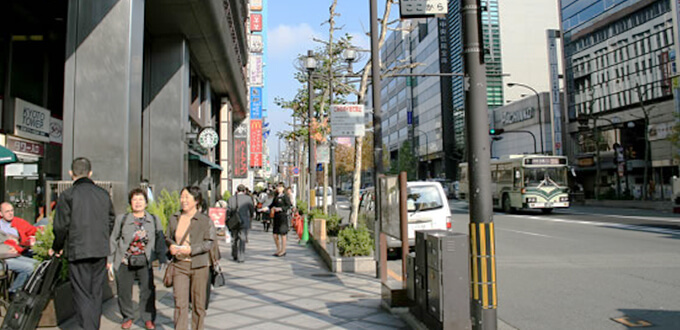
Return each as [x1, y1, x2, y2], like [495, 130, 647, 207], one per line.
[349, 136, 363, 227]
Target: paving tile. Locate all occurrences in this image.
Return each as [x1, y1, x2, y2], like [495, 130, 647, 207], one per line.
[238, 303, 299, 319]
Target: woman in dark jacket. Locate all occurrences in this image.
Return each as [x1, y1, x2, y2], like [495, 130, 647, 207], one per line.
[166, 186, 216, 330]
[269, 182, 292, 257]
[108, 188, 166, 330]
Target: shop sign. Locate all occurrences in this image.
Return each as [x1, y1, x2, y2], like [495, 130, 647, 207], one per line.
[234, 121, 248, 139]
[249, 55, 263, 86]
[7, 136, 44, 157]
[208, 207, 226, 228]
[249, 34, 263, 53]
[14, 98, 50, 142]
[250, 0, 262, 11]
[548, 29, 563, 156]
[49, 117, 62, 145]
[250, 14, 263, 32]
[250, 87, 262, 119]
[330, 104, 365, 137]
[648, 122, 674, 141]
[233, 137, 248, 178]
[250, 120, 262, 154]
[501, 107, 535, 125]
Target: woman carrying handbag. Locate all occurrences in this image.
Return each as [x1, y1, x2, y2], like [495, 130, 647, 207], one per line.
[164, 186, 216, 330]
[108, 188, 167, 330]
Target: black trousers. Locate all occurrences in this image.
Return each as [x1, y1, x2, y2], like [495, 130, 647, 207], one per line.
[69, 257, 107, 330]
[116, 262, 156, 322]
[231, 228, 247, 262]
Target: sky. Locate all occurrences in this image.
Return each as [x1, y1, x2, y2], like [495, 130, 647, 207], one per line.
[265, 0, 393, 169]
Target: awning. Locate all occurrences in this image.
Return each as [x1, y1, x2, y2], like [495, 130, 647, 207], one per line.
[188, 150, 223, 171]
[0, 146, 18, 165]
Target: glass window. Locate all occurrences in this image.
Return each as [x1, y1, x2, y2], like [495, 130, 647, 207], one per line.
[523, 167, 568, 187]
[407, 185, 443, 212]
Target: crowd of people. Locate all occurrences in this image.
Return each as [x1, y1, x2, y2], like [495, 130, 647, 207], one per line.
[0, 157, 299, 330]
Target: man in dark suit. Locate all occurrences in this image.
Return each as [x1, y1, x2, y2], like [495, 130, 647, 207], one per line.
[50, 157, 115, 329]
[227, 184, 255, 263]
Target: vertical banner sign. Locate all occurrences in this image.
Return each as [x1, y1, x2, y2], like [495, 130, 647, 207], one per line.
[250, 0, 262, 11]
[233, 138, 248, 178]
[547, 30, 563, 156]
[249, 34, 263, 53]
[250, 14, 263, 32]
[250, 87, 263, 119]
[249, 55, 263, 86]
[673, 0, 680, 144]
[250, 119, 263, 168]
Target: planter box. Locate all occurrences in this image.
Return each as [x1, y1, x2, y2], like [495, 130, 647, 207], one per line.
[38, 279, 115, 327]
[309, 234, 376, 275]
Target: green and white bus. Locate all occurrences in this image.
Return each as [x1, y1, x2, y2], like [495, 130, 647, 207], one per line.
[459, 155, 570, 214]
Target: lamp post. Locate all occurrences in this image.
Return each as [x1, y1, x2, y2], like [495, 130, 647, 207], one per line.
[305, 50, 317, 210]
[508, 82, 544, 154]
[414, 128, 431, 179]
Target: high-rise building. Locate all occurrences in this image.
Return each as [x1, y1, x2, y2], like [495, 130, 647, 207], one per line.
[561, 0, 677, 199]
[447, 0, 504, 162]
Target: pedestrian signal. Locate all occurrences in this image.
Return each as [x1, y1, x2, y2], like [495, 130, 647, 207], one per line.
[489, 128, 505, 135]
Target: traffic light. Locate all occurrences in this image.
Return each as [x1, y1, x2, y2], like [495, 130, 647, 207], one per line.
[489, 128, 505, 135]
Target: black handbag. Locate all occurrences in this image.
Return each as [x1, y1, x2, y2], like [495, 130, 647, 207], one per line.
[128, 254, 147, 267]
[209, 242, 226, 287]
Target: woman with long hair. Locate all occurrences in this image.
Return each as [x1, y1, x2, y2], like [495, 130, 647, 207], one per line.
[166, 186, 216, 330]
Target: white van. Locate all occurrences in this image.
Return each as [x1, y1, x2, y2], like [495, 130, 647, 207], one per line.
[315, 186, 333, 207]
[359, 181, 452, 249]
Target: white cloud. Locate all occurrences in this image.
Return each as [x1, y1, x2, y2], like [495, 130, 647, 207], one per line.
[268, 23, 318, 60]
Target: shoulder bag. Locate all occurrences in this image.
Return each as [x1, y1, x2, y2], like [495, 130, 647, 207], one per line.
[163, 220, 192, 288]
[226, 195, 242, 231]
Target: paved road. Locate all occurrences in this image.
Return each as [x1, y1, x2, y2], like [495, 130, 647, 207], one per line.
[448, 200, 680, 329]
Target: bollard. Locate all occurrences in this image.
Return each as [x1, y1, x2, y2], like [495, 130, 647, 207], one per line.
[299, 217, 309, 245]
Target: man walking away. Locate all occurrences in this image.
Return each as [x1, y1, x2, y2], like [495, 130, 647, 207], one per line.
[227, 184, 255, 263]
[51, 157, 116, 330]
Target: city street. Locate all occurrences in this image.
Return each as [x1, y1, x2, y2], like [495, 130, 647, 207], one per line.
[448, 201, 680, 329]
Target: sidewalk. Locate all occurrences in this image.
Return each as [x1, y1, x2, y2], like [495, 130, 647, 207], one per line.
[51, 223, 408, 329]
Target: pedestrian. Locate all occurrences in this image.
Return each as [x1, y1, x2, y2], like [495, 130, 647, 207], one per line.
[50, 157, 116, 330]
[0, 202, 39, 294]
[227, 184, 255, 263]
[269, 182, 292, 257]
[166, 186, 216, 330]
[108, 188, 167, 329]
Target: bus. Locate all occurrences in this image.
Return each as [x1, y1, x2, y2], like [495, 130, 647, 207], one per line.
[459, 155, 570, 214]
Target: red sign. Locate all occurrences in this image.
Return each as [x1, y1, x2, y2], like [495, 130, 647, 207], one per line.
[250, 14, 263, 32]
[209, 207, 226, 228]
[7, 136, 44, 156]
[251, 154, 262, 168]
[250, 120, 263, 168]
[234, 138, 248, 178]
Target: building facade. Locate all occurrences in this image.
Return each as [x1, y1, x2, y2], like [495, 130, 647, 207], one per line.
[561, 0, 677, 199]
[1, 0, 249, 214]
[490, 92, 554, 158]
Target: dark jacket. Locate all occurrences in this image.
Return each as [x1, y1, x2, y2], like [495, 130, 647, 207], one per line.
[52, 177, 116, 261]
[227, 193, 255, 229]
[165, 211, 216, 269]
[269, 193, 292, 221]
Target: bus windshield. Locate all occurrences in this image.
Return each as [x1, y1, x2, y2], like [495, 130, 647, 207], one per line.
[524, 167, 567, 187]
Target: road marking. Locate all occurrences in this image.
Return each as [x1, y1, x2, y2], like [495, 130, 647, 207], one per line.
[387, 268, 402, 282]
[567, 211, 680, 223]
[498, 228, 553, 238]
[611, 316, 652, 327]
[507, 215, 680, 236]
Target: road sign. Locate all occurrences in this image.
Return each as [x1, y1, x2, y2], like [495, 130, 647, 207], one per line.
[317, 143, 330, 163]
[330, 104, 365, 137]
[291, 167, 300, 176]
[399, 0, 447, 18]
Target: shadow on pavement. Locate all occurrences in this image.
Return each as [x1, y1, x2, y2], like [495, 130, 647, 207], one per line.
[614, 308, 680, 329]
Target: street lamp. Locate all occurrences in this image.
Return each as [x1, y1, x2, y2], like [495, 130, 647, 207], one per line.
[305, 50, 317, 210]
[508, 82, 544, 154]
[414, 129, 431, 179]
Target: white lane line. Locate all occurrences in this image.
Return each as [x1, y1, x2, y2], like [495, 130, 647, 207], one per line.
[498, 228, 553, 238]
[506, 215, 680, 236]
[566, 211, 680, 223]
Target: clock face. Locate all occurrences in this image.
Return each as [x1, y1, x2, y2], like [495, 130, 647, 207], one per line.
[198, 128, 219, 149]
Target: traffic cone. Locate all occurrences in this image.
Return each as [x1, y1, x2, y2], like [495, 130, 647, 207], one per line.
[299, 217, 309, 245]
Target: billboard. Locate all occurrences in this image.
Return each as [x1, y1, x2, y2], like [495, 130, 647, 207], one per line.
[233, 138, 248, 178]
[250, 14, 263, 32]
[250, 119, 263, 168]
[250, 87, 263, 119]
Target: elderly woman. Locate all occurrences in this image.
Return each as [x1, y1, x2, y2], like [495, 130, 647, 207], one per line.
[108, 188, 166, 330]
[166, 186, 216, 330]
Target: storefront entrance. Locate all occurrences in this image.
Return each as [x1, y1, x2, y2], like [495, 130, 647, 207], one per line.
[4, 163, 39, 223]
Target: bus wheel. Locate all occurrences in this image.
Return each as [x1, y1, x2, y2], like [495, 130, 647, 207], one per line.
[541, 208, 553, 214]
[502, 194, 513, 214]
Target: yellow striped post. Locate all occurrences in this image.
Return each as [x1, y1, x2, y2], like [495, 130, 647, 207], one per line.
[469, 223, 498, 310]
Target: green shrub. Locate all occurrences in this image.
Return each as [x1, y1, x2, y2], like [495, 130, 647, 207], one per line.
[326, 214, 342, 237]
[33, 224, 69, 282]
[308, 209, 328, 220]
[147, 189, 181, 231]
[337, 225, 372, 257]
[296, 199, 308, 215]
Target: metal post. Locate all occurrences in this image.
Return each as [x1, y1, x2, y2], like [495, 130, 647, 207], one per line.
[308, 51, 317, 210]
[369, 0, 383, 278]
[463, 0, 498, 328]
[594, 119, 600, 200]
[399, 171, 408, 288]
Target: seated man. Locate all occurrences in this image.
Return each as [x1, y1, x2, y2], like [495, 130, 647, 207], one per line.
[0, 202, 39, 294]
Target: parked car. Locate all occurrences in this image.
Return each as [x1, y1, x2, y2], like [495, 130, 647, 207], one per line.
[428, 178, 455, 199]
[315, 186, 333, 207]
[359, 181, 452, 250]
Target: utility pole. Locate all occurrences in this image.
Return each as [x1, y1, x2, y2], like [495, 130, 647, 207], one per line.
[307, 50, 317, 209]
[462, 0, 497, 329]
[369, 0, 383, 277]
